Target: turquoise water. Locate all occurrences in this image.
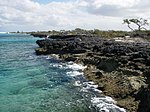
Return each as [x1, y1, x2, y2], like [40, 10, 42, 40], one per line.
[0, 34, 125, 112]
[0, 34, 94, 112]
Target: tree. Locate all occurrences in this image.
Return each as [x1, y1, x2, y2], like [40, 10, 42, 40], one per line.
[123, 18, 149, 31]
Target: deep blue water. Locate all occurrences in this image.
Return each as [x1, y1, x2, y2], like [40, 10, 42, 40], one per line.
[0, 34, 125, 112]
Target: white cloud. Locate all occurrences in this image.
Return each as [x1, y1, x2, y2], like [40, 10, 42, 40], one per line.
[0, 0, 149, 32]
[78, 0, 150, 18]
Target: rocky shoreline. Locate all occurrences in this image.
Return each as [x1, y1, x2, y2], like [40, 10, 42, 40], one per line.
[35, 35, 150, 112]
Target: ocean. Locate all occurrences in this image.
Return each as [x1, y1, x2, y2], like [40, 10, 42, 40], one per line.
[0, 34, 125, 112]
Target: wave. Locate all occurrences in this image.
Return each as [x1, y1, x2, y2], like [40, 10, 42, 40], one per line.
[47, 57, 126, 112]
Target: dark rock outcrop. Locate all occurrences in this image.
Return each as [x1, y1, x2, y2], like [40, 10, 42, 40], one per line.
[35, 35, 150, 112]
[36, 35, 103, 54]
[31, 33, 47, 38]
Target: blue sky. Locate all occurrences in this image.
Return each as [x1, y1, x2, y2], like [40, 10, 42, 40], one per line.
[32, 0, 52, 4]
[32, 0, 71, 4]
[0, 0, 150, 32]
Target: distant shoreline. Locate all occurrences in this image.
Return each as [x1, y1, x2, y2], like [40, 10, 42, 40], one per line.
[0, 32, 10, 34]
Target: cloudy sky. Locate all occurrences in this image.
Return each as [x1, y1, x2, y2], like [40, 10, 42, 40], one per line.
[0, 0, 150, 32]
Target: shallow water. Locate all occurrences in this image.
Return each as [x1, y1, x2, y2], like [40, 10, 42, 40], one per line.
[0, 34, 125, 112]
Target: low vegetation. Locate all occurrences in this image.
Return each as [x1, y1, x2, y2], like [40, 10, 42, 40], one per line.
[13, 18, 150, 41]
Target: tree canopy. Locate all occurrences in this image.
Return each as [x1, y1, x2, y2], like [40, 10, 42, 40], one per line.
[123, 18, 149, 31]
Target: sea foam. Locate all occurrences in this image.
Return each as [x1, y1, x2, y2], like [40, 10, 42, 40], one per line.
[48, 59, 126, 112]
[65, 62, 126, 112]
[91, 97, 126, 112]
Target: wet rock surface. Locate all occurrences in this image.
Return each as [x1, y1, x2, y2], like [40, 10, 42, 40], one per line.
[35, 35, 150, 112]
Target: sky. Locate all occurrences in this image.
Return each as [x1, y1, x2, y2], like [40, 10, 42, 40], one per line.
[0, 0, 150, 32]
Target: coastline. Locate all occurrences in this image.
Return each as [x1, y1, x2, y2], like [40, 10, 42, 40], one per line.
[46, 54, 126, 112]
[35, 35, 150, 112]
[56, 53, 138, 111]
